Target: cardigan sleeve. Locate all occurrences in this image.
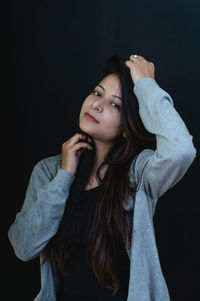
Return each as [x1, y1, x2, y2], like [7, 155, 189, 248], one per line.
[131, 78, 197, 201]
[8, 160, 75, 262]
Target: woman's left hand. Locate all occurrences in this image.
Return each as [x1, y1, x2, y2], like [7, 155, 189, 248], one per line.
[125, 54, 155, 85]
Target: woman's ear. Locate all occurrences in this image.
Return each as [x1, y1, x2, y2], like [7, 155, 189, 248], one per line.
[123, 132, 127, 138]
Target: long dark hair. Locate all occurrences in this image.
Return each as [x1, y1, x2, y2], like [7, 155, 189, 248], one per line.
[40, 54, 156, 295]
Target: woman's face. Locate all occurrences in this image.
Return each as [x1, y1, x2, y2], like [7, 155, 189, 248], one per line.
[79, 73, 124, 143]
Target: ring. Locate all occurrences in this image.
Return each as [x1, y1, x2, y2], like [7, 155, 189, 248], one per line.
[131, 54, 139, 62]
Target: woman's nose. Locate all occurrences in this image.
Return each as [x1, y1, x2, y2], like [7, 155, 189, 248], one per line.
[92, 99, 104, 111]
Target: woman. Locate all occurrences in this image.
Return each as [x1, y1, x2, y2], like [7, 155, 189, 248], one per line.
[8, 53, 197, 301]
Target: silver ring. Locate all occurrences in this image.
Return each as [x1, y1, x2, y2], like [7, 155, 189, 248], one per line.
[131, 54, 139, 62]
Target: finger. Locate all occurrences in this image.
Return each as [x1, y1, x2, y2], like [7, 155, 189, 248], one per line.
[75, 133, 86, 140]
[129, 54, 137, 61]
[67, 133, 86, 146]
[73, 142, 92, 151]
[76, 148, 86, 159]
[77, 148, 85, 155]
[129, 54, 144, 62]
[125, 60, 134, 68]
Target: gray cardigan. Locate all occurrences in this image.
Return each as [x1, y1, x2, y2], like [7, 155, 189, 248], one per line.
[8, 78, 197, 301]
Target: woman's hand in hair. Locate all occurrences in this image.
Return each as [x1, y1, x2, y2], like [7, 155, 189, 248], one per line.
[61, 133, 93, 176]
[125, 55, 155, 85]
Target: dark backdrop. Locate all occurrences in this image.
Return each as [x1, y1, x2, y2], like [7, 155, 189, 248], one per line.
[4, 0, 200, 300]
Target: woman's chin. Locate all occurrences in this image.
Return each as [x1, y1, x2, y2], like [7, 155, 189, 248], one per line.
[79, 123, 94, 136]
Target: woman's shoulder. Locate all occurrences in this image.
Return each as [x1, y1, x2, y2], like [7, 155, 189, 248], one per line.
[41, 153, 62, 165]
[34, 153, 62, 180]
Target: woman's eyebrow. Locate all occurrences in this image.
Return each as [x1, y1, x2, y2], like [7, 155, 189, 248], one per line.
[97, 84, 122, 101]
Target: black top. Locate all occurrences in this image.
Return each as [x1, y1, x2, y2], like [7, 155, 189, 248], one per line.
[56, 183, 130, 301]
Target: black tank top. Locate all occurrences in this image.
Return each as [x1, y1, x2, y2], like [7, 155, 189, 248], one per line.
[56, 183, 130, 301]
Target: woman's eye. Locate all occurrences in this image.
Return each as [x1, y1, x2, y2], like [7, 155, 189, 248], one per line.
[93, 90, 101, 97]
[111, 103, 120, 109]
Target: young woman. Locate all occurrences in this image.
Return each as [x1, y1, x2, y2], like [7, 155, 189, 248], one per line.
[8, 54, 196, 301]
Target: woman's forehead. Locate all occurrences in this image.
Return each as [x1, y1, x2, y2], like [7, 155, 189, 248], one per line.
[98, 74, 122, 99]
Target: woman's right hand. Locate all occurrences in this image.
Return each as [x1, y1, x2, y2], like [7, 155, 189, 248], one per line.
[61, 133, 93, 176]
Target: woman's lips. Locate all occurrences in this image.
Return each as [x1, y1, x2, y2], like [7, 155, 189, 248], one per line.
[85, 113, 99, 123]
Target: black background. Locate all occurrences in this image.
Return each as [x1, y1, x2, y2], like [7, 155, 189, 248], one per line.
[4, 0, 200, 300]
